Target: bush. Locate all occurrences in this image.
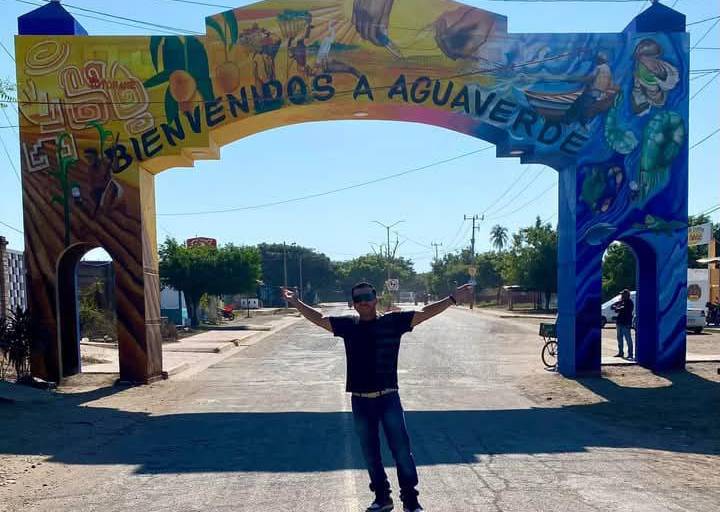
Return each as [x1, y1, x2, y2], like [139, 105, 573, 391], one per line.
[0, 307, 39, 382]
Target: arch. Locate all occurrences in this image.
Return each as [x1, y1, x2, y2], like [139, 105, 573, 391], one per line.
[15, 0, 690, 381]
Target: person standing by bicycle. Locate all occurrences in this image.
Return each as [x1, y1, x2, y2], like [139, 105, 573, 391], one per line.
[282, 281, 473, 512]
[612, 289, 635, 359]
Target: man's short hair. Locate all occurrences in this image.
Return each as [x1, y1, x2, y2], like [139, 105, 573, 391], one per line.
[351, 282, 376, 298]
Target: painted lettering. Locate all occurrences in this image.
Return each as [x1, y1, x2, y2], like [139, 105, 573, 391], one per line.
[353, 75, 374, 101]
[410, 77, 431, 104]
[388, 74, 408, 102]
[489, 99, 517, 124]
[160, 116, 186, 146]
[312, 74, 335, 101]
[141, 127, 163, 158]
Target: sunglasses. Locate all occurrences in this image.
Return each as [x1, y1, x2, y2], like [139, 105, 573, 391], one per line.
[352, 293, 376, 303]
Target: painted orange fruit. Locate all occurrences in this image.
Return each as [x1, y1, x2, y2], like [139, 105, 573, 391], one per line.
[215, 61, 241, 94]
[169, 70, 197, 103]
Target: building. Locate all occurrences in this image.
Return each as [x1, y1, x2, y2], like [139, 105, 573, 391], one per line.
[0, 236, 26, 317]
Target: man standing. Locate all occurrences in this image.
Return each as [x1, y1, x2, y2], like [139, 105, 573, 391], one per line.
[282, 282, 473, 512]
[612, 289, 635, 359]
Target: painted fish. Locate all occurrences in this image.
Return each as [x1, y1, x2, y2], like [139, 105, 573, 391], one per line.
[583, 223, 617, 245]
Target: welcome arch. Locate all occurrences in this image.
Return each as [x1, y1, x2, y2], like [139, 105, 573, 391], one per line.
[15, 0, 689, 382]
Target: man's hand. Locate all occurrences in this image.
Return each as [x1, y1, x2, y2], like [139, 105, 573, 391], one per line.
[434, 6, 496, 61]
[281, 287, 299, 307]
[453, 283, 475, 304]
[283, 287, 332, 332]
[352, 0, 395, 47]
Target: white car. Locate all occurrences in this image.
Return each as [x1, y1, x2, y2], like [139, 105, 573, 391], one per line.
[686, 309, 706, 334]
[601, 292, 637, 328]
[600, 291, 705, 334]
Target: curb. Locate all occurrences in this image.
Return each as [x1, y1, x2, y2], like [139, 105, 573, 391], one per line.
[169, 316, 303, 380]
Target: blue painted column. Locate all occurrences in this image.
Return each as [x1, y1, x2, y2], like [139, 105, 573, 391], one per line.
[558, 164, 604, 377]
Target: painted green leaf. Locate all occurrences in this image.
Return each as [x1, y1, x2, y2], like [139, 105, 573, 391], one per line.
[206, 17, 227, 48]
[143, 69, 172, 89]
[186, 36, 213, 101]
[222, 11, 239, 47]
[162, 36, 186, 72]
[150, 36, 163, 72]
[165, 87, 179, 124]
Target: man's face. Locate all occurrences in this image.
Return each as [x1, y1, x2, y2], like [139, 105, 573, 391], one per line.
[352, 287, 377, 314]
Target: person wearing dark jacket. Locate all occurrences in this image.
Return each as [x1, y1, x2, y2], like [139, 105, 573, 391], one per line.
[612, 289, 635, 359]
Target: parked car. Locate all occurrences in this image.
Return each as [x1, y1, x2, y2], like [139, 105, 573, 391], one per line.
[686, 308, 706, 334]
[601, 291, 704, 334]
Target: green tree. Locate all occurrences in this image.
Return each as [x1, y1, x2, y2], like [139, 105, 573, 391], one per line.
[489, 225, 509, 252]
[336, 253, 415, 297]
[602, 243, 636, 301]
[494, 218, 557, 309]
[257, 243, 338, 304]
[159, 238, 261, 326]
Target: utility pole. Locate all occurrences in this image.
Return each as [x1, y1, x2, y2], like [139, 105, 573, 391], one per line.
[298, 251, 303, 302]
[282, 241, 288, 307]
[372, 220, 404, 284]
[464, 214, 484, 260]
[431, 242, 443, 261]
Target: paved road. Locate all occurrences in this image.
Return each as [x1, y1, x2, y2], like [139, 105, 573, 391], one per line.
[1, 306, 719, 511]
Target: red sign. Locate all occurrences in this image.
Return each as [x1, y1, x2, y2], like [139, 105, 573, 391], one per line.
[186, 237, 217, 248]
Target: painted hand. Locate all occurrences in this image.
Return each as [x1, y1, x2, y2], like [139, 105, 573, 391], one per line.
[453, 283, 474, 304]
[352, 0, 395, 47]
[434, 6, 496, 61]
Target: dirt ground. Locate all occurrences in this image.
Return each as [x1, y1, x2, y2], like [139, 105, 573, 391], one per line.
[517, 363, 720, 453]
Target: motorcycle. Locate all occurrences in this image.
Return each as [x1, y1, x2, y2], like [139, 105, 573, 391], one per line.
[219, 305, 236, 321]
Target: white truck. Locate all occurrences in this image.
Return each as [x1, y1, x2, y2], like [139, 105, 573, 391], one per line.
[600, 269, 708, 333]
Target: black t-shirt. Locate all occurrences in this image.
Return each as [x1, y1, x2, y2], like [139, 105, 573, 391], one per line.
[616, 298, 634, 326]
[330, 311, 415, 393]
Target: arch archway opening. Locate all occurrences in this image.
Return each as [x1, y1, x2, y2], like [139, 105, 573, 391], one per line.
[57, 244, 119, 378]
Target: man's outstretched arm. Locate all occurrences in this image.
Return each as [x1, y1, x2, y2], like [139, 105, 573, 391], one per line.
[282, 288, 333, 332]
[411, 284, 474, 327]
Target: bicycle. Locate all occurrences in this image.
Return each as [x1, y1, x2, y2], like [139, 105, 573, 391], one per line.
[539, 322, 558, 370]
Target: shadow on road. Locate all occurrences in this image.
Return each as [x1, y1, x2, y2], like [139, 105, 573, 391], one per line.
[1, 371, 718, 475]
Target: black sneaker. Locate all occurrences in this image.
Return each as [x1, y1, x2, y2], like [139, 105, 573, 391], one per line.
[366, 497, 393, 512]
[402, 503, 424, 512]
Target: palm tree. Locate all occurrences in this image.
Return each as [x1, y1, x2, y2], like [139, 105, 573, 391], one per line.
[489, 225, 509, 252]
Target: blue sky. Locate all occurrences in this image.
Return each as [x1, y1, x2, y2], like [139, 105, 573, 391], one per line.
[1, 0, 718, 272]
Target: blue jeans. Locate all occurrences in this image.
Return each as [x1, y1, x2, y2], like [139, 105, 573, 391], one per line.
[617, 324, 634, 358]
[351, 392, 419, 503]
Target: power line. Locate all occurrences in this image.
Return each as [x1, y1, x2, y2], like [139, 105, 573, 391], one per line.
[159, 145, 494, 216]
[16, 0, 202, 34]
[687, 16, 720, 27]
[160, 0, 234, 8]
[486, 182, 557, 221]
[690, 71, 720, 101]
[0, 41, 15, 63]
[0, 219, 23, 235]
[488, 166, 545, 216]
[15, 0, 186, 34]
[689, 126, 720, 150]
[0, 132, 21, 183]
[480, 165, 534, 216]
[691, 18, 720, 51]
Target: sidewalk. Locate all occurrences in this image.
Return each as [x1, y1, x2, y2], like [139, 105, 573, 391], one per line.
[459, 304, 557, 321]
[80, 315, 301, 378]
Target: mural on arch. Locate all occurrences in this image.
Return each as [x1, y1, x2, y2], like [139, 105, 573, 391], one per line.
[14, 0, 688, 381]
